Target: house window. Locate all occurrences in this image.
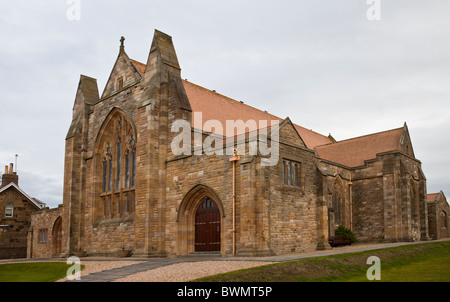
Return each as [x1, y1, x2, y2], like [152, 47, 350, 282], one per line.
[282, 160, 301, 187]
[5, 204, 13, 217]
[38, 229, 48, 244]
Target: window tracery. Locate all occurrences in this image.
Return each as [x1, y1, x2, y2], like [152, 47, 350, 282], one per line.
[97, 110, 136, 219]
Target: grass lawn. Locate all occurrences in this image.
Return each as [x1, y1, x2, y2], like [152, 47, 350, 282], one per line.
[0, 262, 84, 282]
[195, 241, 450, 282]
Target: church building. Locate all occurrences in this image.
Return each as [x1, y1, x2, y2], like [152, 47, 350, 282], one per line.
[27, 30, 442, 258]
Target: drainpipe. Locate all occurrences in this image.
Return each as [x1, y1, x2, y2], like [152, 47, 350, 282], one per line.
[349, 174, 353, 231]
[229, 148, 240, 256]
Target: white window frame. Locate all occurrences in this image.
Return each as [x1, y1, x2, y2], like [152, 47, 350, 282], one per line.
[5, 204, 13, 217]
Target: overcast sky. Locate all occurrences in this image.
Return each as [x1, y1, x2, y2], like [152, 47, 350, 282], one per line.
[0, 0, 449, 208]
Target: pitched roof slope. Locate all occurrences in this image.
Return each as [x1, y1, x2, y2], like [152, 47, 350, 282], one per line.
[427, 193, 440, 203]
[130, 59, 332, 149]
[315, 127, 404, 167]
[0, 183, 45, 210]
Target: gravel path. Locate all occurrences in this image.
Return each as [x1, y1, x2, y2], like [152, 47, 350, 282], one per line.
[5, 240, 447, 282]
[56, 260, 147, 282]
[114, 261, 274, 282]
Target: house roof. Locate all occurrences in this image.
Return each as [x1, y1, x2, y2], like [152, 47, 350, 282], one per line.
[0, 182, 46, 210]
[130, 59, 332, 150]
[315, 127, 404, 167]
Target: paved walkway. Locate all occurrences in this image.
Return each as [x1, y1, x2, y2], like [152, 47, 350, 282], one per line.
[68, 239, 450, 282]
[68, 258, 204, 282]
[2, 239, 448, 282]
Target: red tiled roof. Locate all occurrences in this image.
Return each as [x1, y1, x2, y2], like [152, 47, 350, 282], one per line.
[130, 59, 146, 75]
[427, 193, 439, 203]
[315, 128, 404, 167]
[131, 59, 332, 149]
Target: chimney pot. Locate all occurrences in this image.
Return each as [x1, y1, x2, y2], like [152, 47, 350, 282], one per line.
[9, 163, 13, 174]
[4, 166, 7, 174]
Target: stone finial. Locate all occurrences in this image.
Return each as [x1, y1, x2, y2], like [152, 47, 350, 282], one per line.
[120, 36, 125, 53]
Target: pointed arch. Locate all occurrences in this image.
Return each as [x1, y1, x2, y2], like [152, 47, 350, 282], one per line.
[332, 176, 346, 226]
[52, 216, 62, 257]
[176, 184, 225, 222]
[176, 184, 224, 255]
[93, 107, 137, 152]
[93, 107, 137, 221]
[409, 177, 419, 222]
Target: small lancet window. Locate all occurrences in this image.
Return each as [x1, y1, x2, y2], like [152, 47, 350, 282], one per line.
[125, 152, 130, 188]
[294, 164, 298, 186]
[288, 162, 292, 185]
[102, 159, 107, 193]
[108, 157, 113, 192]
[132, 149, 136, 187]
[117, 140, 121, 190]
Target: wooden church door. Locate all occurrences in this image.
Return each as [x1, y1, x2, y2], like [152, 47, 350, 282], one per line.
[195, 198, 220, 252]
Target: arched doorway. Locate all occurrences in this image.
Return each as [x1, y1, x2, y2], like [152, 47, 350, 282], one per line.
[177, 184, 224, 255]
[195, 197, 221, 252]
[52, 217, 62, 257]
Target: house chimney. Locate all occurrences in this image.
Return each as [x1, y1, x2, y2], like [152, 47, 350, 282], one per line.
[1, 163, 18, 188]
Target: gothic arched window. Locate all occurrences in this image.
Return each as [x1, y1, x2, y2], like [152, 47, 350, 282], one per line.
[441, 211, 448, 229]
[332, 179, 345, 225]
[96, 109, 136, 220]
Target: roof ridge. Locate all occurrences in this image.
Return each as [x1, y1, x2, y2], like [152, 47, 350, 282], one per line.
[317, 126, 404, 148]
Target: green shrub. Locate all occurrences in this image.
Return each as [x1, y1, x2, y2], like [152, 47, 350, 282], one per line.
[335, 225, 357, 243]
